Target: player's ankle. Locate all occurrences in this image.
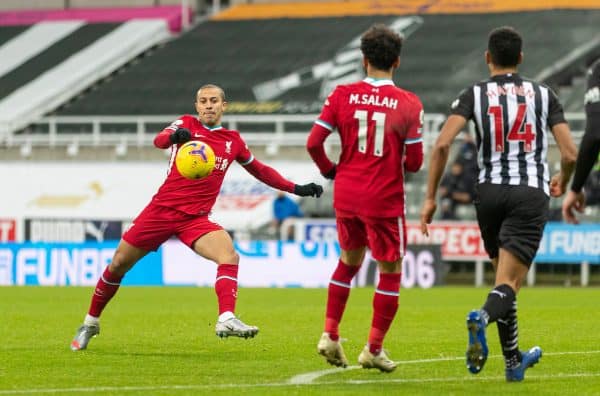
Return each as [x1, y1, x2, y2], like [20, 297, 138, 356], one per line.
[84, 314, 99, 326]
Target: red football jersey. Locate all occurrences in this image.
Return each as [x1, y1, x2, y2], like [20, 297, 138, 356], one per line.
[317, 78, 423, 217]
[151, 115, 254, 215]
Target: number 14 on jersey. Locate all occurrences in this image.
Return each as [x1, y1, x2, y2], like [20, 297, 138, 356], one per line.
[488, 103, 536, 152]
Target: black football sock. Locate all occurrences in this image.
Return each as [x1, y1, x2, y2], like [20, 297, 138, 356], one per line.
[497, 300, 521, 369]
[481, 284, 515, 324]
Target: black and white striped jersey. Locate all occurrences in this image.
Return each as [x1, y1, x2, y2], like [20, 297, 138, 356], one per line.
[450, 73, 566, 195]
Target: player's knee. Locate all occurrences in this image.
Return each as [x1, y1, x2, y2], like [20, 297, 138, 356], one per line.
[220, 250, 239, 265]
[109, 249, 137, 275]
[340, 247, 366, 265]
[378, 259, 402, 273]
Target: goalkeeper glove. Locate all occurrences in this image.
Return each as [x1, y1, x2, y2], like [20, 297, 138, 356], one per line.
[294, 183, 323, 198]
[169, 128, 191, 144]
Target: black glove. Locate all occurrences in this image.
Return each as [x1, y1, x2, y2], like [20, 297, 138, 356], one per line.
[169, 127, 191, 144]
[322, 165, 336, 180]
[294, 183, 323, 198]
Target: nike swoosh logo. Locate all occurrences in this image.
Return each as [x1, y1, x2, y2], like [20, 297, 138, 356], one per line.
[194, 134, 205, 137]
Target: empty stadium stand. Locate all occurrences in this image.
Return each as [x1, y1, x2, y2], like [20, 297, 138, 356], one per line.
[0, 25, 28, 46]
[0, 2, 596, 167]
[0, 21, 85, 79]
[0, 5, 192, 140]
[395, 11, 600, 114]
[56, 15, 396, 116]
[0, 23, 119, 99]
[0, 20, 171, 138]
[50, 9, 600, 120]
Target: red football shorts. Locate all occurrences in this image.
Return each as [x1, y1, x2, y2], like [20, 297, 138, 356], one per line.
[335, 209, 406, 262]
[122, 201, 222, 251]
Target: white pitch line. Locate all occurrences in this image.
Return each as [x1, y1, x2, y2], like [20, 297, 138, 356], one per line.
[289, 350, 600, 384]
[289, 366, 359, 384]
[2, 372, 600, 395]
[343, 372, 600, 385]
[289, 357, 465, 384]
[2, 350, 600, 395]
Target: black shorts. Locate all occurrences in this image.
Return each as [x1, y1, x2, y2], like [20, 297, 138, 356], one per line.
[474, 183, 549, 266]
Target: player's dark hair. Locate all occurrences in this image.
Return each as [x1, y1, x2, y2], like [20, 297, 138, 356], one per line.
[360, 24, 403, 71]
[488, 26, 522, 67]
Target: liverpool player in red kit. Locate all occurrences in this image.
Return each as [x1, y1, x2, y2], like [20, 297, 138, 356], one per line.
[71, 84, 323, 351]
[307, 24, 424, 372]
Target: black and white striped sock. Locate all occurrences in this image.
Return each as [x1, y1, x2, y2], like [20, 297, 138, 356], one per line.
[497, 300, 521, 369]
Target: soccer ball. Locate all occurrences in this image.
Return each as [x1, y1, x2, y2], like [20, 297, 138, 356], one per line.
[175, 141, 216, 179]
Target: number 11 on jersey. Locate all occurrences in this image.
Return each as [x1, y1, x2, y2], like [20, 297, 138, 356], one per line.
[355, 110, 386, 156]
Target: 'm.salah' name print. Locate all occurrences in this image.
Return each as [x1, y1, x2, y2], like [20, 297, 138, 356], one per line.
[349, 94, 398, 109]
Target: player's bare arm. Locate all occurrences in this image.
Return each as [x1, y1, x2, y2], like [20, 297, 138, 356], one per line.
[562, 131, 600, 222]
[420, 114, 467, 236]
[549, 122, 577, 197]
[562, 190, 586, 224]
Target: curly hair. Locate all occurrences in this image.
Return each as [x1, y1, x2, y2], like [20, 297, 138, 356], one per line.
[360, 24, 403, 71]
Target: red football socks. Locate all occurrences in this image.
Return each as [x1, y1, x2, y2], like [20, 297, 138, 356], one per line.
[215, 264, 239, 315]
[368, 272, 401, 355]
[88, 266, 124, 318]
[324, 260, 361, 341]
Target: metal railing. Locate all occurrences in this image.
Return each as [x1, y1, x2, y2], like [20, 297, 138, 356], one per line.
[0, 112, 585, 150]
[2, 113, 446, 148]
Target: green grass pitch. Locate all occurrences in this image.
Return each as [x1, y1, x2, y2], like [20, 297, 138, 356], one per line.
[1, 286, 599, 395]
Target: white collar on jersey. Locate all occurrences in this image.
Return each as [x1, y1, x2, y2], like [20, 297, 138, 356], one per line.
[363, 77, 395, 87]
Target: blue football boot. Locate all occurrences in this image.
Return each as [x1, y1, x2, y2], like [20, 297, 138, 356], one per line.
[466, 309, 488, 374]
[505, 346, 542, 382]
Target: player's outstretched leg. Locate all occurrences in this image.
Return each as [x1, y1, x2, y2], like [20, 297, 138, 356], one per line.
[466, 309, 488, 374]
[71, 266, 123, 351]
[70, 323, 100, 351]
[358, 345, 397, 373]
[215, 316, 259, 339]
[317, 332, 348, 368]
[505, 346, 542, 382]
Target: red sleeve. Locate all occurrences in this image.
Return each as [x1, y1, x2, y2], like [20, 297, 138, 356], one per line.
[306, 87, 340, 175]
[403, 96, 424, 172]
[306, 123, 335, 175]
[153, 116, 188, 149]
[404, 141, 424, 172]
[406, 95, 424, 142]
[243, 157, 295, 193]
[235, 133, 254, 165]
[154, 130, 172, 149]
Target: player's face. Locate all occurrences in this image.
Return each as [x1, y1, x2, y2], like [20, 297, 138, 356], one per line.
[195, 88, 227, 127]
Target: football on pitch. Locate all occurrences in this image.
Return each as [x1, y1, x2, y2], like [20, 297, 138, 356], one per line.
[175, 141, 216, 179]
